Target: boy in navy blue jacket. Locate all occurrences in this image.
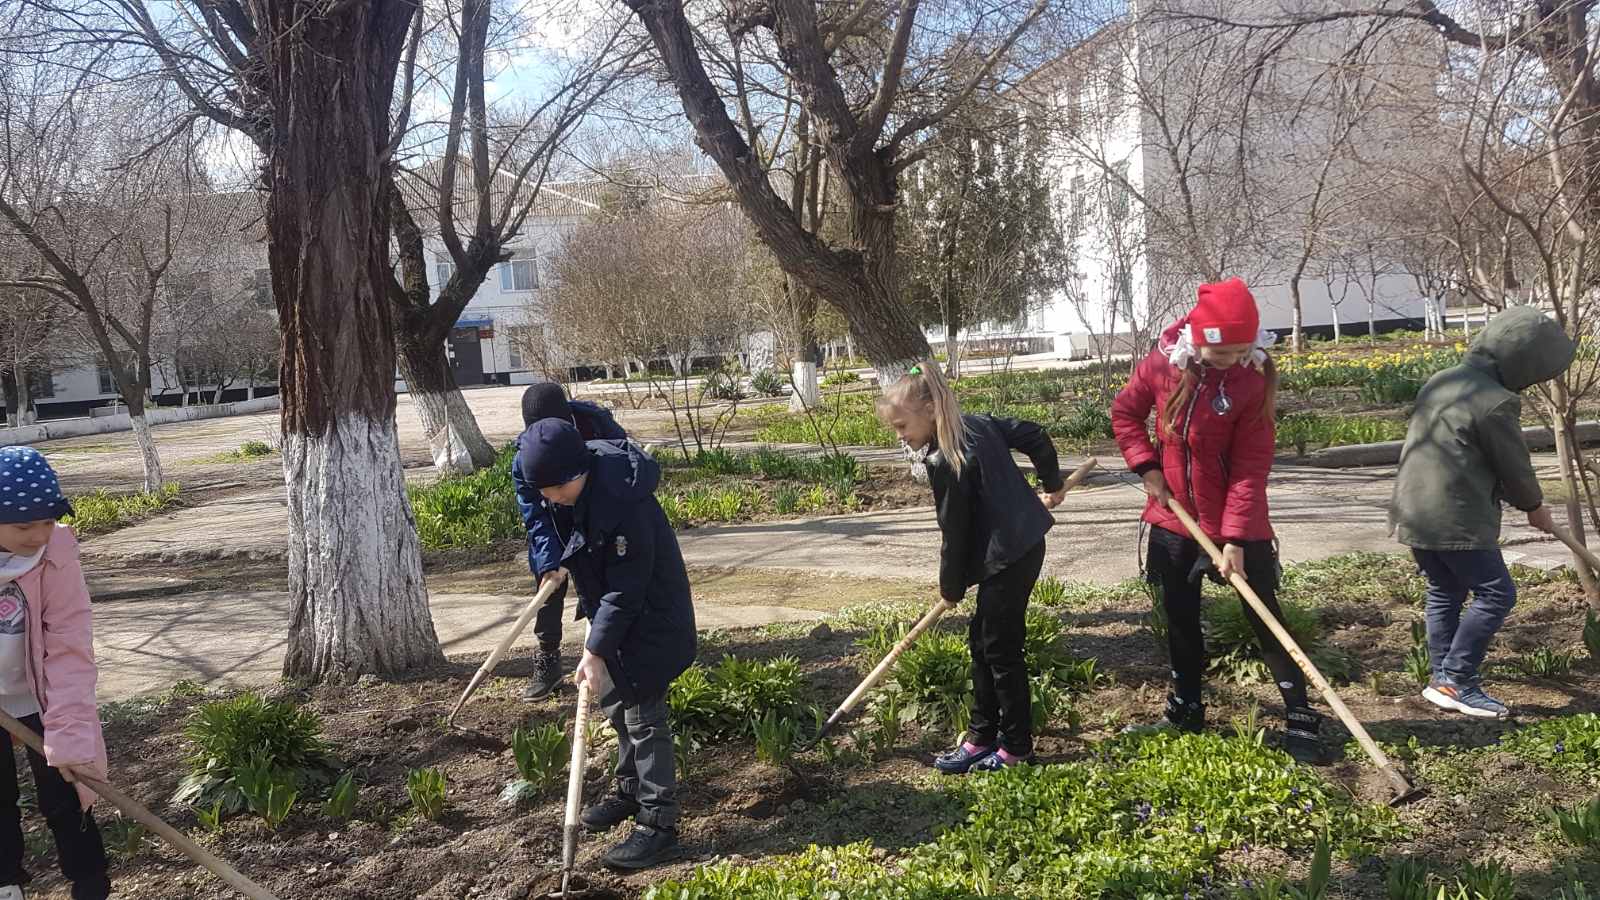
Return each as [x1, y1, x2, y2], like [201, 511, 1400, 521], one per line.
[513, 383, 628, 700]
[516, 418, 695, 870]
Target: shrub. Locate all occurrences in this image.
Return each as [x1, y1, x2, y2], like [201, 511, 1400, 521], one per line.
[752, 709, 801, 768]
[1204, 595, 1351, 684]
[822, 370, 861, 388]
[409, 447, 521, 549]
[407, 768, 447, 821]
[64, 483, 181, 535]
[750, 369, 787, 397]
[174, 693, 337, 814]
[235, 752, 298, 829]
[702, 367, 745, 401]
[234, 440, 275, 459]
[1499, 713, 1600, 777]
[1053, 400, 1114, 442]
[862, 625, 972, 732]
[1277, 413, 1407, 454]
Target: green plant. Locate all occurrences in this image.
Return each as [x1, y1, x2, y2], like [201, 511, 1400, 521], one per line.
[407, 768, 447, 821]
[860, 625, 971, 732]
[1276, 413, 1407, 454]
[702, 367, 745, 401]
[1405, 620, 1434, 687]
[234, 440, 275, 459]
[822, 370, 861, 388]
[512, 722, 570, 791]
[1499, 713, 1600, 777]
[750, 369, 787, 397]
[1556, 884, 1594, 900]
[1453, 860, 1515, 900]
[1052, 399, 1114, 442]
[667, 656, 807, 743]
[408, 447, 522, 549]
[1386, 856, 1432, 900]
[1030, 576, 1070, 607]
[1205, 594, 1350, 684]
[174, 692, 336, 814]
[773, 485, 800, 515]
[1550, 795, 1600, 847]
[1030, 673, 1075, 732]
[196, 799, 225, 834]
[235, 753, 298, 829]
[102, 814, 148, 861]
[866, 690, 907, 759]
[752, 710, 801, 768]
[64, 483, 181, 535]
[1233, 832, 1332, 899]
[323, 771, 358, 822]
[1514, 646, 1578, 678]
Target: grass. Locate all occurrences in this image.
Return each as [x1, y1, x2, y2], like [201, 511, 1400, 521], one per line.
[202, 440, 277, 463]
[1277, 413, 1408, 454]
[64, 483, 181, 535]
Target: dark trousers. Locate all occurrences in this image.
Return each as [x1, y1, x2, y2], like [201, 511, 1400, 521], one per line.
[0, 714, 110, 900]
[600, 690, 678, 829]
[1146, 526, 1308, 711]
[965, 540, 1046, 757]
[1411, 548, 1517, 683]
[531, 579, 568, 649]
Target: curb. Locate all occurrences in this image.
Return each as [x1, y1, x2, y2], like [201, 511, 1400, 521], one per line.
[1287, 421, 1600, 468]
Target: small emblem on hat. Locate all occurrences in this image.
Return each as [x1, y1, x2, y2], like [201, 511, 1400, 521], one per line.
[1203, 327, 1222, 343]
[615, 535, 627, 558]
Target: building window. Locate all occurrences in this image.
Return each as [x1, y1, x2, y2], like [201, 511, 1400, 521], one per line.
[499, 251, 538, 292]
[1107, 161, 1132, 219]
[97, 358, 118, 395]
[435, 261, 454, 290]
[249, 268, 272, 308]
[25, 370, 53, 400]
[507, 337, 523, 370]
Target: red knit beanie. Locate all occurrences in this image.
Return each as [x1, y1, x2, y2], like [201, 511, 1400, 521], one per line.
[1188, 278, 1260, 346]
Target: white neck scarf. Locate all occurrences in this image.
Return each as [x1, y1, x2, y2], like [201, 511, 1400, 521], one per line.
[1165, 324, 1278, 371]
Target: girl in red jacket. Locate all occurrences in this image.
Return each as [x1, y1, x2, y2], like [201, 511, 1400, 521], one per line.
[1111, 278, 1323, 763]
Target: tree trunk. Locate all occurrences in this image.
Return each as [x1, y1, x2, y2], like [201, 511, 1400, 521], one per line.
[0, 370, 17, 428]
[945, 319, 962, 380]
[787, 275, 821, 410]
[1552, 392, 1600, 604]
[1331, 305, 1341, 342]
[260, 0, 443, 683]
[1289, 277, 1304, 353]
[396, 335, 496, 475]
[129, 414, 164, 494]
[1368, 299, 1377, 345]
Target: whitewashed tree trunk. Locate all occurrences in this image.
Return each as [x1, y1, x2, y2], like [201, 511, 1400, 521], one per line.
[413, 387, 494, 475]
[1331, 305, 1341, 342]
[129, 414, 164, 493]
[845, 333, 856, 361]
[788, 360, 820, 411]
[282, 414, 443, 680]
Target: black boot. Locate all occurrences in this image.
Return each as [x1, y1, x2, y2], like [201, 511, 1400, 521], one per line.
[1123, 694, 1205, 736]
[1282, 706, 1329, 765]
[520, 643, 562, 701]
[580, 791, 641, 832]
[602, 824, 682, 870]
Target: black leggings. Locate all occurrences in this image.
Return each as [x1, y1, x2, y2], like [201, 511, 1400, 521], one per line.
[965, 540, 1046, 756]
[1145, 526, 1308, 711]
[0, 714, 110, 900]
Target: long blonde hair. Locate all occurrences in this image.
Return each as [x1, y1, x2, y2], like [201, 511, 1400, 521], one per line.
[876, 361, 969, 475]
[1158, 352, 1279, 440]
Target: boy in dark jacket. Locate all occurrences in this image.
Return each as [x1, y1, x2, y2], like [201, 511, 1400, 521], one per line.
[1391, 306, 1573, 719]
[516, 419, 695, 869]
[513, 383, 629, 700]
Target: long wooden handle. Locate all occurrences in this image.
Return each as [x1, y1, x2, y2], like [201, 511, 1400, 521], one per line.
[0, 709, 278, 900]
[1057, 456, 1099, 493]
[561, 627, 594, 876]
[1164, 499, 1416, 799]
[1550, 525, 1600, 578]
[448, 573, 566, 724]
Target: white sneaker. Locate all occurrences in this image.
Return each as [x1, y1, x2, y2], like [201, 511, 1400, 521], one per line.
[0, 884, 25, 900]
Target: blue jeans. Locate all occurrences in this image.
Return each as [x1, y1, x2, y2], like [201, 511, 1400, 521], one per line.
[1411, 549, 1517, 682]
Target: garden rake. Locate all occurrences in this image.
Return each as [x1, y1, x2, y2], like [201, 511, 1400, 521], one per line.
[0, 708, 280, 900]
[548, 622, 596, 899]
[449, 571, 566, 726]
[1549, 524, 1600, 581]
[808, 457, 1100, 747]
[1163, 498, 1426, 806]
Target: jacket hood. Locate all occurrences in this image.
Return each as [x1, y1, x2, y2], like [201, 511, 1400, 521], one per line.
[1468, 306, 1576, 391]
[579, 440, 660, 533]
[1157, 318, 1186, 353]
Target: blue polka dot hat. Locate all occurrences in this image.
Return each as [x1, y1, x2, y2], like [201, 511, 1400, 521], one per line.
[0, 447, 72, 524]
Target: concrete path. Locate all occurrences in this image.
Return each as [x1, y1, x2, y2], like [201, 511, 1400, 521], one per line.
[93, 589, 823, 701]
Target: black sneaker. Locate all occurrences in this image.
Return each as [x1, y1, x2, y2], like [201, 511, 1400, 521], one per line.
[1282, 706, 1329, 765]
[521, 644, 562, 701]
[1123, 694, 1205, 736]
[933, 742, 996, 774]
[602, 824, 682, 870]
[580, 792, 640, 832]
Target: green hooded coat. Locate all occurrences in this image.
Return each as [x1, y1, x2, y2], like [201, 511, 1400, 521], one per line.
[1390, 306, 1576, 550]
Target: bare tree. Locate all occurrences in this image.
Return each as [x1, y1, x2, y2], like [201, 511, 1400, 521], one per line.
[0, 283, 64, 427]
[0, 56, 208, 491]
[386, 0, 641, 475]
[617, 0, 1072, 382]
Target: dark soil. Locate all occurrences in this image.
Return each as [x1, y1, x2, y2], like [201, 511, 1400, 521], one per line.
[14, 572, 1600, 898]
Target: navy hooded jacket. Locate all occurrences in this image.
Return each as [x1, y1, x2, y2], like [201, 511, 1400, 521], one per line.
[513, 400, 630, 577]
[563, 441, 696, 704]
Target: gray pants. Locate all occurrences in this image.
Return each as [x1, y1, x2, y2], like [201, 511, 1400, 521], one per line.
[600, 689, 678, 829]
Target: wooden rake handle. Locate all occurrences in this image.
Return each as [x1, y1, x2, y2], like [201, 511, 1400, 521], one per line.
[0, 709, 279, 900]
[1549, 524, 1600, 578]
[449, 571, 566, 725]
[561, 621, 595, 890]
[1164, 499, 1417, 800]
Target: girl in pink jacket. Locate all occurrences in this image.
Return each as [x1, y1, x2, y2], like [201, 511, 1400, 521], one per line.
[0, 446, 111, 900]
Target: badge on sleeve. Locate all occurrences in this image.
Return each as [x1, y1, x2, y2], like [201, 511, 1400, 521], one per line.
[614, 535, 628, 558]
